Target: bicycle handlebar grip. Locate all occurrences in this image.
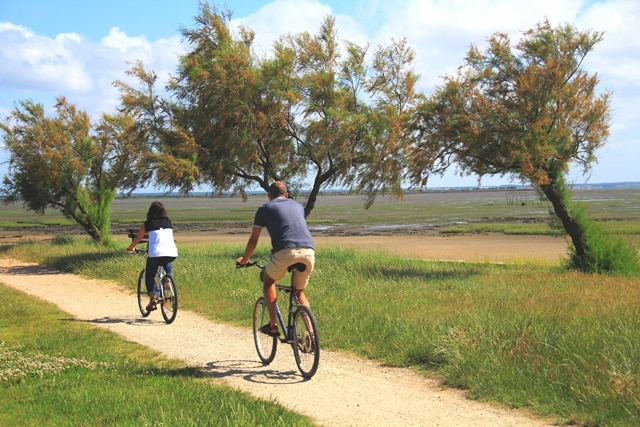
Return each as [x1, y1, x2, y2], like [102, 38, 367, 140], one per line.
[236, 260, 259, 268]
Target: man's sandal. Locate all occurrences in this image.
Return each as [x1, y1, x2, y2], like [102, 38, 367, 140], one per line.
[260, 323, 278, 337]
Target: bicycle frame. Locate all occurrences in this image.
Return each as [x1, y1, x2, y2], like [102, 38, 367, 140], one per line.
[240, 261, 302, 341]
[273, 280, 301, 343]
[156, 265, 167, 300]
[133, 248, 169, 296]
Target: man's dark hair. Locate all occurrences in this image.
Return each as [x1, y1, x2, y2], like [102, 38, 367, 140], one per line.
[269, 181, 288, 198]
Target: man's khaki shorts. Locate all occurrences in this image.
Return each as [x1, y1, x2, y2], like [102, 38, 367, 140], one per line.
[265, 247, 315, 289]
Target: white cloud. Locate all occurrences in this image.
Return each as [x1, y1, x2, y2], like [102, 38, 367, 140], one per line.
[0, 22, 185, 118]
[0, 23, 93, 94]
[102, 27, 151, 52]
[232, 0, 334, 55]
[367, 0, 594, 88]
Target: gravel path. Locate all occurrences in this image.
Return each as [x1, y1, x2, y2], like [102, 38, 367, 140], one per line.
[0, 257, 554, 426]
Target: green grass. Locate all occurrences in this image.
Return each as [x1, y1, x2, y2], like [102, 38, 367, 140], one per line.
[2, 187, 639, 231]
[1, 187, 638, 424]
[442, 221, 560, 235]
[441, 219, 640, 236]
[2, 238, 640, 425]
[0, 284, 314, 426]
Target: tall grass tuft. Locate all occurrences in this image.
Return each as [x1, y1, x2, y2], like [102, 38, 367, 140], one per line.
[565, 201, 640, 275]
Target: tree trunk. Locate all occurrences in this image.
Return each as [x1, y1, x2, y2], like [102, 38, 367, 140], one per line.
[304, 185, 320, 218]
[84, 224, 103, 244]
[540, 183, 587, 261]
[303, 167, 336, 218]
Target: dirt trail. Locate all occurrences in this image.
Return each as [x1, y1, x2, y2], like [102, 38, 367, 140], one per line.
[0, 255, 555, 426]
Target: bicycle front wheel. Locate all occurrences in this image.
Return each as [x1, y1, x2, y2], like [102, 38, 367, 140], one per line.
[253, 297, 277, 364]
[137, 269, 151, 317]
[159, 274, 178, 324]
[292, 305, 320, 378]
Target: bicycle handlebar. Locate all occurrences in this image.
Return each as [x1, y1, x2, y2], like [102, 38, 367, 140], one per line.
[235, 260, 264, 269]
[128, 248, 147, 255]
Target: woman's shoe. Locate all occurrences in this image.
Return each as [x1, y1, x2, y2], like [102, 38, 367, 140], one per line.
[146, 299, 157, 312]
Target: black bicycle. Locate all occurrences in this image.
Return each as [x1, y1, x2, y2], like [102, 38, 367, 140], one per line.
[132, 248, 178, 324]
[236, 260, 320, 378]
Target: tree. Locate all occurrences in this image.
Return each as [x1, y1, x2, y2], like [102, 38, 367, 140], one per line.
[410, 20, 615, 271]
[282, 17, 423, 213]
[116, 4, 423, 216]
[116, 4, 301, 199]
[173, 3, 302, 195]
[0, 97, 151, 244]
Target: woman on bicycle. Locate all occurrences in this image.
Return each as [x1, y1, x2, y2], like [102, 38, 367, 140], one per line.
[128, 201, 178, 312]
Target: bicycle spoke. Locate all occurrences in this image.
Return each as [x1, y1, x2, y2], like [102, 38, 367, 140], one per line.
[292, 305, 320, 378]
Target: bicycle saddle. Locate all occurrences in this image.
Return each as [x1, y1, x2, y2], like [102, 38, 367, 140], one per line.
[288, 262, 306, 272]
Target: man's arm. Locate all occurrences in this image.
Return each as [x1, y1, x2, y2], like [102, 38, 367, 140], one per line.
[237, 226, 262, 264]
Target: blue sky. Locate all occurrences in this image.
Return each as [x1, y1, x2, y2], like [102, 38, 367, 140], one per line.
[1, 0, 638, 188]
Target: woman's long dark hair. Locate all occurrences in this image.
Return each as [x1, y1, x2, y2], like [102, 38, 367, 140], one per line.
[147, 201, 169, 220]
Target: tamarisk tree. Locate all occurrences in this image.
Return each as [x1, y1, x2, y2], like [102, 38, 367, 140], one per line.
[1, 97, 151, 244]
[411, 20, 621, 272]
[116, 4, 422, 217]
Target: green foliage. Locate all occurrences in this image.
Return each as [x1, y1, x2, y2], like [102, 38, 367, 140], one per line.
[547, 177, 640, 274]
[417, 20, 610, 185]
[116, 7, 424, 216]
[412, 19, 615, 272]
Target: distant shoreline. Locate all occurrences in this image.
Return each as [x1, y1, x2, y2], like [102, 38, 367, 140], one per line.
[126, 181, 640, 198]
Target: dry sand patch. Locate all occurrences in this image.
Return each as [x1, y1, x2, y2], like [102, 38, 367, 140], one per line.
[175, 231, 569, 264]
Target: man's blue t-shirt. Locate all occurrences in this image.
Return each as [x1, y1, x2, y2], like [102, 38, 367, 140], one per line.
[254, 197, 314, 253]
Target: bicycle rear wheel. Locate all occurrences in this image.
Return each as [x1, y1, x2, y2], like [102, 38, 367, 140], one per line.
[159, 274, 178, 324]
[137, 269, 151, 317]
[253, 297, 277, 364]
[292, 305, 320, 378]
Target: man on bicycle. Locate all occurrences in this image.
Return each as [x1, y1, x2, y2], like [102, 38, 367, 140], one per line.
[237, 181, 315, 337]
